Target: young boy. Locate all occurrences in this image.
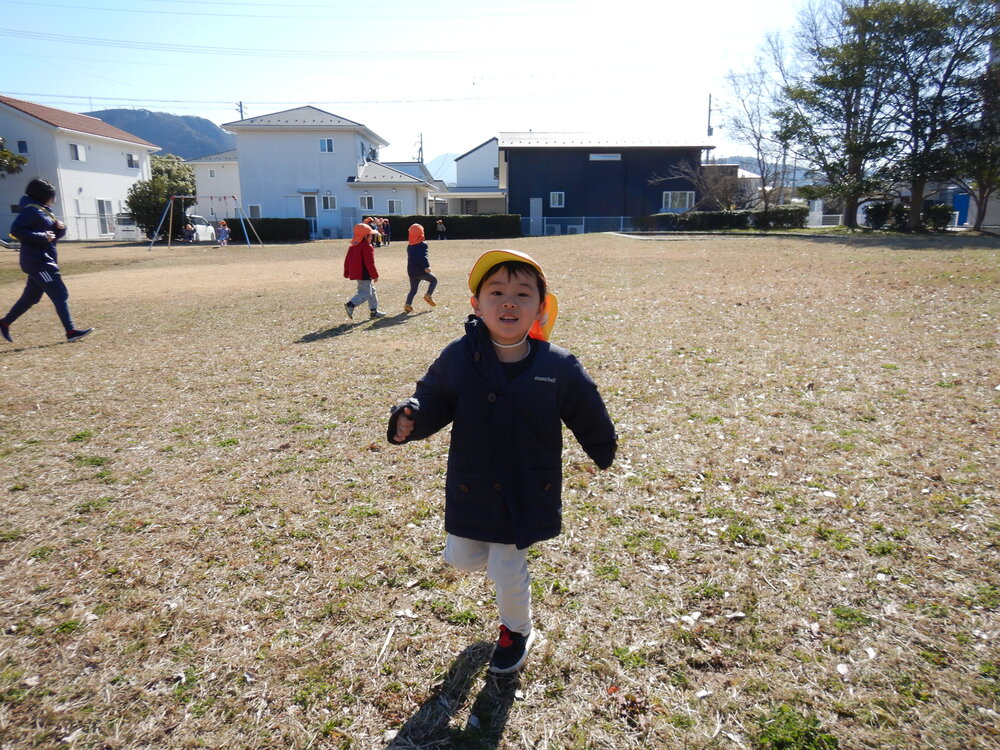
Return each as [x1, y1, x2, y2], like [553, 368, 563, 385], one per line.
[402, 223, 437, 313]
[343, 222, 386, 319]
[387, 249, 616, 673]
[1, 178, 92, 344]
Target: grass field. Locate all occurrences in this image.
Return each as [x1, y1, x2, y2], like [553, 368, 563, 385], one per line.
[0, 233, 998, 749]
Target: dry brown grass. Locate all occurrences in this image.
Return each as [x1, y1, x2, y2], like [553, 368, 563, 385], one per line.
[0, 232, 998, 749]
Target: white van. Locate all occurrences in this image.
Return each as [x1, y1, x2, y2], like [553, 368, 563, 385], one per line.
[186, 215, 217, 243]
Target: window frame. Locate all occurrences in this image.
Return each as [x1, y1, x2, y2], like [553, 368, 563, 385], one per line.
[126, 153, 139, 169]
[69, 143, 86, 162]
[549, 191, 565, 208]
[360, 195, 374, 210]
[16, 140, 28, 154]
[96, 198, 113, 235]
[661, 190, 695, 212]
[208, 168, 216, 178]
[320, 138, 335, 153]
[387, 199, 402, 214]
[248, 204, 261, 219]
[322, 195, 337, 210]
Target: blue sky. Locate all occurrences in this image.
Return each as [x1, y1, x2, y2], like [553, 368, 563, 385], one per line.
[1, 0, 804, 173]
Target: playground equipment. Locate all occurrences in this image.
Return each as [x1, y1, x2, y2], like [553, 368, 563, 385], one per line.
[148, 195, 262, 250]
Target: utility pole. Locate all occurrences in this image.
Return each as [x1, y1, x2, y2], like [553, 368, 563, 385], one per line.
[236, 101, 245, 119]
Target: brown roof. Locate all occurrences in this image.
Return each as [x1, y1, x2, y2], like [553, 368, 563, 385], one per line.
[0, 94, 157, 148]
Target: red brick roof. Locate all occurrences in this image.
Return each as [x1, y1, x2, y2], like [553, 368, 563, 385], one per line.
[0, 94, 157, 148]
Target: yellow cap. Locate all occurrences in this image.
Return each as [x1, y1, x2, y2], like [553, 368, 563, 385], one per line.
[468, 249, 558, 341]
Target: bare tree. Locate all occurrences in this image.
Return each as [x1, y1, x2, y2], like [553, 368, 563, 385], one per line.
[649, 160, 757, 211]
[724, 64, 786, 225]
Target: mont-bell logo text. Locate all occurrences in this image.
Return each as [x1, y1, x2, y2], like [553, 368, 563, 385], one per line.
[534, 376, 556, 383]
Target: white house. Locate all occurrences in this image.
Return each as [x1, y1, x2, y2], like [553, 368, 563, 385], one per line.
[0, 94, 158, 241]
[220, 107, 434, 239]
[185, 149, 241, 223]
[437, 137, 506, 215]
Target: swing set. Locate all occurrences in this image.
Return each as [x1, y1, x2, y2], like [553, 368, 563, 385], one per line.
[148, 194, 263, 250]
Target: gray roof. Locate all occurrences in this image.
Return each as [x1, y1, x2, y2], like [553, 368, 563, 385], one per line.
[350, 161, 431, 187]
[223, 106, 388, 146]
[498, 132, 713, 149]
[186, 149, 239, 164]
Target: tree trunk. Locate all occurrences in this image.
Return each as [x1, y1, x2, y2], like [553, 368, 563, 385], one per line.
[971, 187, 989, 232]
[907, 181, 926, 231]
[842, 195, 860, 229]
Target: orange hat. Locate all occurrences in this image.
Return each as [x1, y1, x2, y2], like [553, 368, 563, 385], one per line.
[352, 223, 373, 244]
[468, 249, 558, 341]
[408, 223, 425, 244]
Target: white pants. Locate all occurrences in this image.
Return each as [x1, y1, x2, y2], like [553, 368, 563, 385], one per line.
[444, 534, 532, 636]
[349, 279, 378, 310]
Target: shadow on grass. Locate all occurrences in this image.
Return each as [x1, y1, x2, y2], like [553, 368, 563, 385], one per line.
[386, 641, 521, 749]
[297, 312, 413, 342]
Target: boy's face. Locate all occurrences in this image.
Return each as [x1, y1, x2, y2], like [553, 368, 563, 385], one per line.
[471, 267, 543, 346]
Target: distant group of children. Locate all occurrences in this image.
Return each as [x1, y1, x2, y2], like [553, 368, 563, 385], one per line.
[342, 220, 438, 319]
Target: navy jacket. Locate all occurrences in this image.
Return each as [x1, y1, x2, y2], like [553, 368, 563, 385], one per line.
[388, 316, 617, 549]
[406, 241, 430, 276]
[10, 195, 65, 275]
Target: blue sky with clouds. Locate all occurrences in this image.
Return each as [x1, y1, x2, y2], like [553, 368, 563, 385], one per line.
[1, 0, 804, 170]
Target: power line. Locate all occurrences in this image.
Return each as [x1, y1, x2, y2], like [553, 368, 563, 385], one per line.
[0, 28, 530, 59]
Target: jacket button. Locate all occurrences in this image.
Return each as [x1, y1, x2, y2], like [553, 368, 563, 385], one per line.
[543, 482, 552, 491]
[474, 352, 481, 362]
[487, 393, 497, 403]
[459, 483, 470, 492]
[493, 482, 502, 491]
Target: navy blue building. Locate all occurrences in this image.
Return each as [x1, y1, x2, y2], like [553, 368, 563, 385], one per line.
[499, 133, 713, 231]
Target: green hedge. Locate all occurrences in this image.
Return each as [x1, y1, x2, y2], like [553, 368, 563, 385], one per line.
[635, 205, 808, 231]
[226, 217, 311, 243]
[388, 214, 521, 241]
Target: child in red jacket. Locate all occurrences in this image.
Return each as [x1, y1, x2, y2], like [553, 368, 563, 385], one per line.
[343, 223, 386, 319]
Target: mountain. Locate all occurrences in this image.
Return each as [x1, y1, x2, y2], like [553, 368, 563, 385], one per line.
[85, 109, 236, 160]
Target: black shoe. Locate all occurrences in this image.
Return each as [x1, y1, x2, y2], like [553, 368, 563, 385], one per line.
[66, 328, 93, 342]
[489, 625, 535, 673]
[0, 320, 10, 343]
[370, 309, 387, 319]
[344, 302, 355, 320]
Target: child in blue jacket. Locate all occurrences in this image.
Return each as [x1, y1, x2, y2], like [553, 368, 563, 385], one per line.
[388, 248, 616, 673]
[402, 223, 437, 313]
[1, 178, 92, 344]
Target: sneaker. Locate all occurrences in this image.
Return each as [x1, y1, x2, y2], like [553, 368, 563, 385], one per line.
[66, 328, 93, 342]
[489, 625, 535, 674]
[344, 302, 355, 320]
[403, 304, 414, 313]
[370, 309, 387, 319]
[423, 294, 437, 307]
[0, 320, 11, 343]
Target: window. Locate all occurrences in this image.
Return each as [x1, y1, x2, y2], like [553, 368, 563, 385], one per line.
[249, 204, 261, 219]
[662, 191, 695, 212]
[17, 141, 27, 154]
[69, 143, 86, 162]
[387, 199, 402, 214]
[360, 195, 374, 210]
[589, 153, 621, 161]
[549, 192, 565, 208]
[322, 196, 337, 210]
[462, 199, 479, 214]
[209, 169, 216, 178]
[126, 153, 139, 168]
[493, 167, 499, 180]
[320, 138, 335, 153]
[97, 199, 113, 235]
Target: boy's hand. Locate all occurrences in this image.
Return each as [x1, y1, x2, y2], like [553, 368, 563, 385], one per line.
[393, 406, 415, 442]
[424, 267, 431, 273]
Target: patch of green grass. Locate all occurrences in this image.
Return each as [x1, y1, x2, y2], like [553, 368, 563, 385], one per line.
[74, 497, 111, 514]
[29, 546, 55, 560]
[69, 431, 94, 442]
[754, 704, 839, 750]
[54, 619, 83, 635]
[866, 540, 898, 557]
[594, 563, 620, 582]
[831, 606, 871, 631]
[0, 529, 25, 543]
[688, 582, 725, 600]
[216, 438, 239, 447]
[72, 455, 109, 467]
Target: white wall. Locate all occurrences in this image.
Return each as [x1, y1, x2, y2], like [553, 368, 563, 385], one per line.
[190, 161, 241, 221]
[456, 139, 499, 188]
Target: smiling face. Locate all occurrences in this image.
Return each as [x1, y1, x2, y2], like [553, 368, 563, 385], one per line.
[471, 266, 544, 347]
